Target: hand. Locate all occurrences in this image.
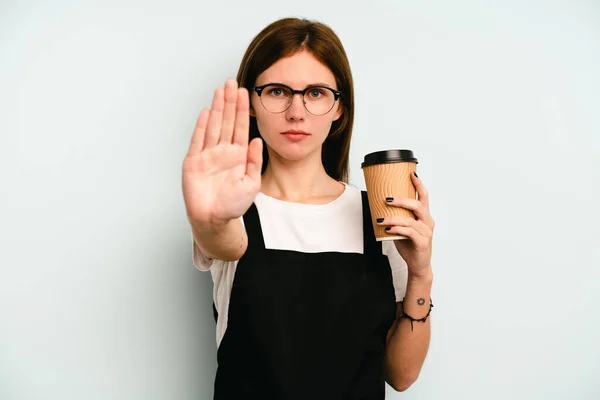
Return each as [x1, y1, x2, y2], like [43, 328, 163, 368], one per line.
[376, 172, 435, 277]
[182, 78, 263, 226]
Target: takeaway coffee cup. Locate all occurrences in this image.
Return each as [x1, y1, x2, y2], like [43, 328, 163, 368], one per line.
[361, 149, 419, 241]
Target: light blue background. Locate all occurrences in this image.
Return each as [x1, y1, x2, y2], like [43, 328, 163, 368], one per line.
[1, 0, 599, 398]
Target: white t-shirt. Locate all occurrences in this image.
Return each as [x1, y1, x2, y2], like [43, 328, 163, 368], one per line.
[192, 182, 408, 348]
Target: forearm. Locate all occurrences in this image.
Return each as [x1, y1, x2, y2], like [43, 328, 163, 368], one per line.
[190, 217, 247, 262]
[385, 268, 433, 391]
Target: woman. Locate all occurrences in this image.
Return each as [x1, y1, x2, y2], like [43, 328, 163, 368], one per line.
[182, 17, 435, 399]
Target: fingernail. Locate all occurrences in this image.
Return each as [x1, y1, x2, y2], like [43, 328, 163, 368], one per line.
[414, 171, 419, 178]
[386, 197, 393, 202]
[376, 218, 384, 223]
[385, 227, 391, 231]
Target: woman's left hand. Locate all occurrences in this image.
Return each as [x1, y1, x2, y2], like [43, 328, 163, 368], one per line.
[377, 172, 435, 278]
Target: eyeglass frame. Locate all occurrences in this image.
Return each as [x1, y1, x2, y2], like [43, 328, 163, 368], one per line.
[251, 83, 343, 116]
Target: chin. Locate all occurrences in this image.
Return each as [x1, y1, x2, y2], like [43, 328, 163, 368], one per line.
[276, 148, 311, 162]
[269, 142, 318, 161]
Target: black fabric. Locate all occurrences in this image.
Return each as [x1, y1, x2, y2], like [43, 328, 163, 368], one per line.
[213, 190, 397, 400]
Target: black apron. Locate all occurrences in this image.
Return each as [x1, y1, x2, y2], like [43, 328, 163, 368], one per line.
[213, 190, 397, 400]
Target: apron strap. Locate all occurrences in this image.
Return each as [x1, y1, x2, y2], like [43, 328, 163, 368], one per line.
[361, 190, 383, 257]
[242, 202, 266, 251]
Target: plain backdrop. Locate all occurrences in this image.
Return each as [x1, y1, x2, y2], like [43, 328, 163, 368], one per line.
[1, 0, 599, 399]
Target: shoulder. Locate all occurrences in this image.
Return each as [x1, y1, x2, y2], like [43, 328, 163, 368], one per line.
[340, 181, 364, 203]
[342, 181, 363, 195]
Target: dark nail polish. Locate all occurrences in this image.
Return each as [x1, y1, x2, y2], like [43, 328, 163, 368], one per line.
[414, 171, 419, 178]
[376, 218, 384, 223]
[386, 197, 393, 202]
[385, 227, 391, 231]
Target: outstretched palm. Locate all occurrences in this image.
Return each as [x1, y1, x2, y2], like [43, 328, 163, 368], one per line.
[182, 79, 263, 226]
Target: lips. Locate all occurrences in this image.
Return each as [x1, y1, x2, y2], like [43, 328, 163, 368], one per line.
[281, 130, 310, 142]
[282, 130, 309, 135]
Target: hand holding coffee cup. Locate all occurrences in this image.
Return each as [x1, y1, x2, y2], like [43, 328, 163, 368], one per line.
[361, 150, 419, 241]
[362, 149, 435, 277]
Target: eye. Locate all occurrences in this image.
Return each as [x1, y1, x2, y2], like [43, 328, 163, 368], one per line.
[266, 86, 288, 97]
[307, 88, 325, 98]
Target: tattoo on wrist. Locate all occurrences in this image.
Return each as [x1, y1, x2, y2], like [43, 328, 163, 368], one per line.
[400, 298, 434, 331]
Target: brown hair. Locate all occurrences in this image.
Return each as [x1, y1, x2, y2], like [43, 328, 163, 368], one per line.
[235, 17, 355, 183]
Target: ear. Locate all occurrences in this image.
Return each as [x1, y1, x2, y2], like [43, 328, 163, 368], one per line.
[332, 104, 343, 122]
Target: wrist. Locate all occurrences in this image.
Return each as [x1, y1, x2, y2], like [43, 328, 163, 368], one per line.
[399, 297, 434, 331]
[190, 216, 230, 234]
[408, 266, 433, 284]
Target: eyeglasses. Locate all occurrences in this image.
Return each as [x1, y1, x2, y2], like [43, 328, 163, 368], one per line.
[252, 83, 342, 116]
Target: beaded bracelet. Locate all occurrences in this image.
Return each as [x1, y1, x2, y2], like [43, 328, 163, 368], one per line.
[400, 298, 434, 331]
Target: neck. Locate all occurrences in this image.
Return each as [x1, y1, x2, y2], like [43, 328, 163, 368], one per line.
[261, 149, 339, 203]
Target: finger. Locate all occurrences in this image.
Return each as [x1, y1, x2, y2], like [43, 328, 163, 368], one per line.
[204, 87, 225, 149]
[377, 216, 431, 238]
[233, 87, 250, 147]
[246, 137, 263, 180]
[385, 225, 429, 247]
[411, 172, 430, 208]
[188, 108, 210, 155]
[385, 197, 433, 226]
[220, 79, 238, 145]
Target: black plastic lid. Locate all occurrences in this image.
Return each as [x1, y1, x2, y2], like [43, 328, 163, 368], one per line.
[361, 149, 418, 168]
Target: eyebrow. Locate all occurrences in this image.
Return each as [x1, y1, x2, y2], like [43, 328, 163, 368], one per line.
[305, 82, 334, 88]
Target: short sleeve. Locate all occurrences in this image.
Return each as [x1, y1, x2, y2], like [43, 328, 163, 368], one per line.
[382, 240, 408, 302]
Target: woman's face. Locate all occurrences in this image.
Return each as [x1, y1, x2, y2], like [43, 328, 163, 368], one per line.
[251, 50, 343, 163]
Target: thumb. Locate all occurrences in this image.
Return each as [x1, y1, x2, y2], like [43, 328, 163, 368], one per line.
[246, 137, 263, 180]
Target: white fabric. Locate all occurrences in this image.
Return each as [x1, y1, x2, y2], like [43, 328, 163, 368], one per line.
[191, 182, 408, 348]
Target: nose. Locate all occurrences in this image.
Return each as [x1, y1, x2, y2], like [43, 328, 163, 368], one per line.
[285, 93, 306, 121]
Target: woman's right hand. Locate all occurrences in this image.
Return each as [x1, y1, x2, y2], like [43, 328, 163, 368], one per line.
[182, 78, 263, 226]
